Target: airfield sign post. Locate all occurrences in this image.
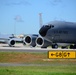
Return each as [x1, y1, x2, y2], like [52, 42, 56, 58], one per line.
[48, 51, 76, 59]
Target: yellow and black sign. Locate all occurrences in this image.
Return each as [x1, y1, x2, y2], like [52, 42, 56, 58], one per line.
[48, 51, 76, 59]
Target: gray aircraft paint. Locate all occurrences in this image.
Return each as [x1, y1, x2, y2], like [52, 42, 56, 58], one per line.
[39, 21, 76, 45]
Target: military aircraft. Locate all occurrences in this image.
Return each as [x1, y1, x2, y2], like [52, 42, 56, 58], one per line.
[37, 20, 76, 49]
[0, 34, 25, 47]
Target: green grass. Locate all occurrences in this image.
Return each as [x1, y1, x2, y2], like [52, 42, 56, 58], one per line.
[0, 66, 76, 75]
[0, 52, 76, 75]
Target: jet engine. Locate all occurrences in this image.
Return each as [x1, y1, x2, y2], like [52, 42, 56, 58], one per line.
[7, 39, 15, 46]
[23, 35, 38, 47]
[36, 37, 52, 48]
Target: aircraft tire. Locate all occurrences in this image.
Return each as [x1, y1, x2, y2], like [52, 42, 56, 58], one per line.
[52, 44, 58, 49]
[70, 45, 74, 49]
[61, 46, 68, 49]
[73, 45, 76, 49]
[32, 45, 36, 47]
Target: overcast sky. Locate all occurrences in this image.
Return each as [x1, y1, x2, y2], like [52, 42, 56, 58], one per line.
[0, 0, 76, 34]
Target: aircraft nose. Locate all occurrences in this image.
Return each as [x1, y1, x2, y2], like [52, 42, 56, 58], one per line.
[39, 25, 51, 37]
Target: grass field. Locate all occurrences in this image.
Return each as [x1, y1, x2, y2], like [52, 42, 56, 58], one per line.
[0, 52, 47, 63]
[0, 52, 76, 75]
[0, 66, 76, 75]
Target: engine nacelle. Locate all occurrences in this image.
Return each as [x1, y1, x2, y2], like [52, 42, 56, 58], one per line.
[23, 35, 38, 47]
[36, 37, 52, 48]
[7, 39, 15, 46]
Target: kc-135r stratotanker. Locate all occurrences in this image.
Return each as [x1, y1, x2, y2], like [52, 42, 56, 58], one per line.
[37, 20, 76, 49]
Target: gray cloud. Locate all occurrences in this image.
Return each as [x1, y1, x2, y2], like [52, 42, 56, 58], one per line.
[48, 0, 62, 6]
[1, 0, 31, 6]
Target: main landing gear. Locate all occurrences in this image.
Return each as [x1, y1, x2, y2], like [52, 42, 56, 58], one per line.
[52, 44, 58, 49]
[70, 45, 76, 49]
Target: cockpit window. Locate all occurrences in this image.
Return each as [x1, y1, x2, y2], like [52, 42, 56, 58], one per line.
[43, 24, 54, 28]
[43, 24, 54, 29]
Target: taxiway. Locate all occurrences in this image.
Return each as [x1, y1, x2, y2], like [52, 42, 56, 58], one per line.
[0, 46, 76, 53]
[0, 44, 76, 52]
